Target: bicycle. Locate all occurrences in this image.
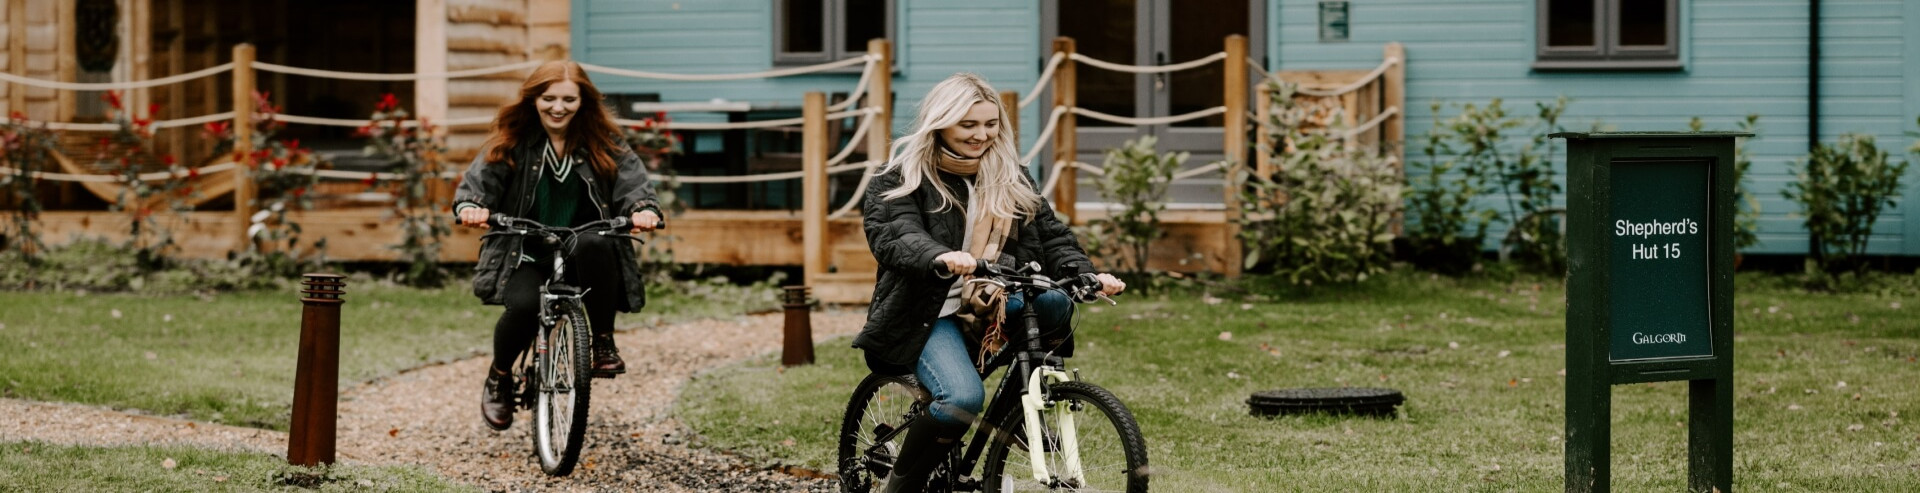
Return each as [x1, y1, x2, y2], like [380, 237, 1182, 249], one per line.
[482, 213, 645, 476]
[838, 261, 1150, 492]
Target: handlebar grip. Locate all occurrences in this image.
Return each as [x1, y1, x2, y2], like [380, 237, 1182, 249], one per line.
[487, 213, 511, 228]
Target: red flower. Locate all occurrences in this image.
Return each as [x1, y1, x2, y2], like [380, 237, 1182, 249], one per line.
[271, 157, 286, 170]
[290, 187, 306, 198]
[186, 166, 199, 179]
[8, 111, 23, 121]
[376, 93, 400, 112]
[162, 154, 177, 166]
[203, 121, 230, 138]
[285, 138, 299, 151]
[361, 176, 378, 187]
[146, 103, 163, 116]
[102, 92, 123, 110]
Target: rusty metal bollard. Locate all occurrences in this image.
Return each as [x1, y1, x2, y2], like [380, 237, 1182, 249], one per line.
[289, 273, 344, 466]
[782, 286, 815, 366]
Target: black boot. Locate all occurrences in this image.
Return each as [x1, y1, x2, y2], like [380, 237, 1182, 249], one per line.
[592, 334, 626, 378]
[879, 417, 967, 493]
[481, 365, 514, 430]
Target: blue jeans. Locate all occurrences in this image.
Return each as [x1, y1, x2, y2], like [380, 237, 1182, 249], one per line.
[915, 290, 1073, 426]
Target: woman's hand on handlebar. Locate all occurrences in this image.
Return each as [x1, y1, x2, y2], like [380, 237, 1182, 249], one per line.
[933, 251, 977, 276]
[630, 210, 662, 233]
[458, 206, 491, 229]
[1093, 273, 1125, 296]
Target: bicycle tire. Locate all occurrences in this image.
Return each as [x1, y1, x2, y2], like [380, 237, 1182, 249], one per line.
[837, 373, 928, 493]
[981, 381, 1149, 493]
[533, 301, 594, 476]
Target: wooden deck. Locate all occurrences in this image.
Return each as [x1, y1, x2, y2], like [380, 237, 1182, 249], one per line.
[32, 208, 1233, 303]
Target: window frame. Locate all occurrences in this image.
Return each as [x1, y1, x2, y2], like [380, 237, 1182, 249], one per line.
[773, 0, 895, 66]
[1534, 0, 1681, 70]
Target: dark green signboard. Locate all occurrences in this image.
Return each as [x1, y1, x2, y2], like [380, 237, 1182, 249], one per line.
[1608, 160, 1713, 361]
[1557, 132, 1743, 493]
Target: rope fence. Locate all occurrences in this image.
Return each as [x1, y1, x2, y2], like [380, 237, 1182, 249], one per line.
[0, 63, 234, 91]
[1071, 106, 1227, 126]
[1071, 51, 1227, 74]
[1018, 52, 1067, 109]
[1248, 56, 1401, 97]
[253, 60, 544, 81]
[578, 55, 874, 82]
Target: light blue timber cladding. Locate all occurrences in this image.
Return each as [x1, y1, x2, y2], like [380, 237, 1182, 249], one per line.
[1272, 0, 1917, 255]
[571, 0, 1044, 161]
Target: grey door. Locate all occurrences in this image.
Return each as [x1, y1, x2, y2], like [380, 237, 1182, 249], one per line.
[1042, 0, 1264, 208]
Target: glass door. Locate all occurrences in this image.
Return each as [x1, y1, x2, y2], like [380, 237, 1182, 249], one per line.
[1043, 0, 1263, 207]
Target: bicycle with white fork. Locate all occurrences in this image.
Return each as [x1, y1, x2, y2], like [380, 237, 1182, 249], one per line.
[838, 262, 1150, 492]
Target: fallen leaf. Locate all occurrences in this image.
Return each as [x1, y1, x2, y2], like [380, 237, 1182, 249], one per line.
[1846, 424, 1865, 432]
[1204, 296, 1223, 305]
[1239, 303, 1253, 310]
[163, 314, 173, 322]
[1556, 369, 1567, 377]
[1448, 341, 1460, 349]
[162, 458, 177, 470]
[1218, 331, 1233, 341]
[213, 476, 228, 482]
[1227, 371, 1241, 379]
[1851, 393, 1863, 401]
[1892, 301, 1902, 309]
[145, 352, 157, 360]
[1788, 404, 1803, 411]
[388, 428, 400, 437]
[1836, 381, 1848, 389]
[111, 309, 122, 319]
[1378, 374, 1389, 382]
[1497, 350, 1511, 358]
[781, 438, 796, 447]
[1507, 378, 1518, 387]
[1768, 306, 1779, 314]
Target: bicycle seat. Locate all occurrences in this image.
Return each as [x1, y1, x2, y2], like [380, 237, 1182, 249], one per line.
[545, 283, 584, 296]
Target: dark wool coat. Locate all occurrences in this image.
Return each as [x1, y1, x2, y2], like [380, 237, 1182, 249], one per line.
[452, 136, 661, 312]
[853, 167, 1098, 374]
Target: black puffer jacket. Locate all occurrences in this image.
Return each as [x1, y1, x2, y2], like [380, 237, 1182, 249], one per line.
[853, 167, 1097, 373]
[451, 135, 661, 312]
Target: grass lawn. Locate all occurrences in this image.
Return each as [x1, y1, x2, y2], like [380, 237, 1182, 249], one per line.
[0, 441, 472, 492]
[0, 276, 778, 430]
[680, 270, 1919, 491]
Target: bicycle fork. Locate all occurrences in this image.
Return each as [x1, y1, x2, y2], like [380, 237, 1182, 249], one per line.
[1019, 365, 1084, 486]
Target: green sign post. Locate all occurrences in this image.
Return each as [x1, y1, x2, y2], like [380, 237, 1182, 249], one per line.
[1556, 132, 1745, 493]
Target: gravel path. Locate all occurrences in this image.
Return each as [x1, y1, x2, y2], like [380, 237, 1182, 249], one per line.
[0, 307, 869, 492]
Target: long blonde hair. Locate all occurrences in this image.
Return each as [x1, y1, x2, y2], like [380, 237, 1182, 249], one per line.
[879, 73, 1043, 220]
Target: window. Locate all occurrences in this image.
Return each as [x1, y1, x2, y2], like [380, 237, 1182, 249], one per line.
[776, 0, 893, 65]
[1536, 0, 1678, 70]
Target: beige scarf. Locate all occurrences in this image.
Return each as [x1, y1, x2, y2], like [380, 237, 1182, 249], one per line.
[937, 147, 1014, 369]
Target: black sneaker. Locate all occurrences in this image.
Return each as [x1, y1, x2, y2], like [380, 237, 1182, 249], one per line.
[481, 370, 514, 430]
[592, 335, 626, 378]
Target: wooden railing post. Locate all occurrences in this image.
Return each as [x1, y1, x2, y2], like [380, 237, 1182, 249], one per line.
[416, 0, 450, 205]
[5, 0, 23, 116]
[802, 92, 829, 287]
[1255, 85, 1273, 183]
[866, 39, 893, 166]
[1383, 42, 1406, 167]
[232, 43, 256, 249]
[1222, 35, 1248, 278]
[1000, 90, 1019, 136]
[1050, 37, 1077, 224]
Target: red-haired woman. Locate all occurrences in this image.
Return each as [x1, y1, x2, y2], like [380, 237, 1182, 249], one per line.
[453, 60, 663, 430]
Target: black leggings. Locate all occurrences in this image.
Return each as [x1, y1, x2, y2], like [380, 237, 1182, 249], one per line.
[491, 233, 623, 372]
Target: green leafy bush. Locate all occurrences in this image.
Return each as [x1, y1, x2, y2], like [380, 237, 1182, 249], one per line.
[1783, 133, 1908, 282]
[1239, 81, 1402, 285]
[0, 115, 56, 261]
[359, 93, 451, 287]
[205, 91, 330, 280]
[1415, 97, 1572, 274]
[1086, 135, 1185, 275]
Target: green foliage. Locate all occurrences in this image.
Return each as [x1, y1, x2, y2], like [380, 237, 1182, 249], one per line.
[206, 91, 330, 280]
[1239, 81, 1401, 285]
[1086, 135, 1185, 275]
[1406, 102, 1495, 274]
[0, 115, 56, 261]
[1418, 97, 1573, 274]
[95, 92, 194, 259]
[1689, 115, 1764, 251]
[0, 238, 287, 293]
[360, 93, 452, 288]
[1783, 133, 1909, 282]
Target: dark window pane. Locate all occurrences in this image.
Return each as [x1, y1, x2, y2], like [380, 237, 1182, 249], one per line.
[844, 0, 886, 53]
[1060, 0, 1135, 127]
[783, 0, 823, 53]
[1547, 0, 1595, 47]
[1618, 0, 1667, 47]
[1169, 0, 1246, 128]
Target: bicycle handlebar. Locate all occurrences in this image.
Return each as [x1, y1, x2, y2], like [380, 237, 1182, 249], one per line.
[935, 260, 1115, 305]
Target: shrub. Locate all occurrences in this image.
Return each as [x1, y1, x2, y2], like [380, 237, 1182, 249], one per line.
[1783, 133, 1908, 281]
[1416, 97, 1572, 274]
[1086, 135, 1185, 275]
[621, 114, 687, 283]
[95, 92, 193, 260]
[359, 93, 451, 288]
[206, 91, 329, 279]
[1239, 81, 1402, 285]
[0, 113, 57, 261]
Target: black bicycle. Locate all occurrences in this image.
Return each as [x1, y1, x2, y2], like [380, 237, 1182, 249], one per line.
[838, 261, 1150, 492]
[482, 214, 643, 476]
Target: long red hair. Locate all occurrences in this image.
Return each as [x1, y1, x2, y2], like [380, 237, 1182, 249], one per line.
[479, 60, 623, 178]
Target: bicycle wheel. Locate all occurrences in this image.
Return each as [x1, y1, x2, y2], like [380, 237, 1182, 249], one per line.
[982, 381, 1149, 493]
[532, 301, 594, 476]
[837, 373, 928, 492]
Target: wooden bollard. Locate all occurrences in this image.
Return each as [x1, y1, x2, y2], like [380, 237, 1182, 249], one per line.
[782, 286, 815, 366]
[289, 273, 345, 466]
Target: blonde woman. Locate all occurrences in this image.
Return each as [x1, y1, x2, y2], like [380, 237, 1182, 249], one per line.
[854, 73, 1125, 491]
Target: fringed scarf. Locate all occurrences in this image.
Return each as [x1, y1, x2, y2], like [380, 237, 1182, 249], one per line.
[937, 146, 1014, 371]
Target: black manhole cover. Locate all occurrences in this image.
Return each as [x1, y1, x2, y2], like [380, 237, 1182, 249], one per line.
[1248, 387, 1405, 418]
